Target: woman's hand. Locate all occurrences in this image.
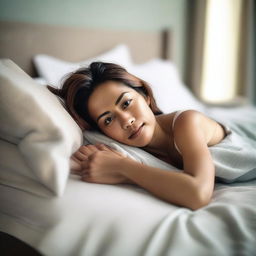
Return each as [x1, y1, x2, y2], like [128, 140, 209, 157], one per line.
[71, 144, 133, 184]
[70, 144, 100, 175]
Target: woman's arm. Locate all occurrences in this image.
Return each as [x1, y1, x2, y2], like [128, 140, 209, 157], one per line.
[83, 148, 214, 210]
[173, 110, 215, 204]
[119, 159, 210, 210]
[118, 111, 215, 210]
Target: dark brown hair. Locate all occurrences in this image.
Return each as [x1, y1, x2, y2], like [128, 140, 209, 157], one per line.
[47, 62, 162, 130]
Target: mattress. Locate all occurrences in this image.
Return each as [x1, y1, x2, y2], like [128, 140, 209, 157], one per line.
[1, 174, 256, 256]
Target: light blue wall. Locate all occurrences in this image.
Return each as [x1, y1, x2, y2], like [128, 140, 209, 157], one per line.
[0, 0, 188, 78]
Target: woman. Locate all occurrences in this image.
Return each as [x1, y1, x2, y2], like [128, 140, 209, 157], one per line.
[48, 62, 231, 210]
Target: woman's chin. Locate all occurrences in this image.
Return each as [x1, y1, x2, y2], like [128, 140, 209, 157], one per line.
[108, 126, 153, 147]
[128, 133, 153, 147]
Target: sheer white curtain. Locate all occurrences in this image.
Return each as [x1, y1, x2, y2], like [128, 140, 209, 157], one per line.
[185, 0, 253, 105]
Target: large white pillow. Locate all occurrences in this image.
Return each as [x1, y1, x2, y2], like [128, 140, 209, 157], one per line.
[33, 44, 132, 87]
[0, 139, 53, 197]
[0, 59, 83, 196]
[129, 59, 205, 113]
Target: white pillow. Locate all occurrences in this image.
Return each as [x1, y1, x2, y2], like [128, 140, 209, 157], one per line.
[129, 59, 205, 113]
[0, 59, 83, 196]
[84, 131, 180, 172]
[33, 44, 132, 87]
[0, 139, 53, 197]
[33, 77, 47, 86]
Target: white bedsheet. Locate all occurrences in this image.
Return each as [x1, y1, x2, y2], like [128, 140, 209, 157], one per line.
[1, 106, 256, 256]
[0, 176, 256, 256]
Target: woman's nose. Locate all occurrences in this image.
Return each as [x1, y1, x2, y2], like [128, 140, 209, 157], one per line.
[121, 114, 135, 129]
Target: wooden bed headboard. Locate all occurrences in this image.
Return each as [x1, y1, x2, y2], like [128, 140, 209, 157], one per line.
[0, 21, 172, 77]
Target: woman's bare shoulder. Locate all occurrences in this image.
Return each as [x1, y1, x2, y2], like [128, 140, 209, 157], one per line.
[155, 110, 202, 133]
[172, 110, 225, 146]
[156, 111, 179, 132]
[159, 110, 202, 127]
[173, 110, 210, 127]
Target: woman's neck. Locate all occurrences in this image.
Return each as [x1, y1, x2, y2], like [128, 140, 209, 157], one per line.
[143, 114, 173, 157]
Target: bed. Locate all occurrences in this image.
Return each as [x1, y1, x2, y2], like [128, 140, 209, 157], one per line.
[0, 21, 256, 256]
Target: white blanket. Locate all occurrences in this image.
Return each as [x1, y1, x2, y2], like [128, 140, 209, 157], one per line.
[0, 178, 255, 256]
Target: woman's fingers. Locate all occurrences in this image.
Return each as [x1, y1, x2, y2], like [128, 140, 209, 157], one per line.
[104, 146, 126, 157]
[70, 158, 82, 175]
[95, 144, 110, 151]
[72, 151, 88, 162]
[81, 160, 89, 169]
[74, 144, 126, 163]
[71, 155, 80, 163]
[72, 144, 100, 161]
[95, 143, 126, 157]
[80, 144, 100, 155]
[72, 159, 90, 176]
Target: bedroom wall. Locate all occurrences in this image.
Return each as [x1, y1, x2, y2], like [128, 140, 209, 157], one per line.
[0, 0, 188, 79]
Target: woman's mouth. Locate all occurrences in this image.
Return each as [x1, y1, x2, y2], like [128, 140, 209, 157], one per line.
[129, 124, 145, 139]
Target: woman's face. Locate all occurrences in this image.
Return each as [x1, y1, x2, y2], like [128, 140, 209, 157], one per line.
[87, 81, 156, 147]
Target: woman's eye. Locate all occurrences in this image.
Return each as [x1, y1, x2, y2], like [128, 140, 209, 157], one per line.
[123, 99, 132, 109]
[104, 116, 113, 126]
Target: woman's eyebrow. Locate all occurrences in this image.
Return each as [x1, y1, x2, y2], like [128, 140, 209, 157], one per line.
[96, 92, 129, 122]
[115, 91, 129, 105]
[97, 111, 111, 122]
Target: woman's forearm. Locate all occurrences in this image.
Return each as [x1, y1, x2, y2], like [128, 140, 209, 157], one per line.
[119, 158, 210, 210]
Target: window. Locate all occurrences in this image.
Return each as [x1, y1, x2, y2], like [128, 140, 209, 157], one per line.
[200, 0, 242, 103]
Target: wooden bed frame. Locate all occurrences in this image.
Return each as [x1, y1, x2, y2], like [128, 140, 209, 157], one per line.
[0, 21, 172, 77]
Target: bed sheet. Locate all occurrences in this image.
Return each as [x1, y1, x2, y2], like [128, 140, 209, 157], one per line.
[0, 174, 256, 256]
[205, 105, 256, 123]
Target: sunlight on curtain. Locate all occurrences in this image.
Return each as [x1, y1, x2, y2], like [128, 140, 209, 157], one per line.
[201, 0, 242, 103]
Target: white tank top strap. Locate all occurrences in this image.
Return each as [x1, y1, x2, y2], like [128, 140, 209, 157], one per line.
[172, 110, 187, 154]
[172, 110, 186, 130]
